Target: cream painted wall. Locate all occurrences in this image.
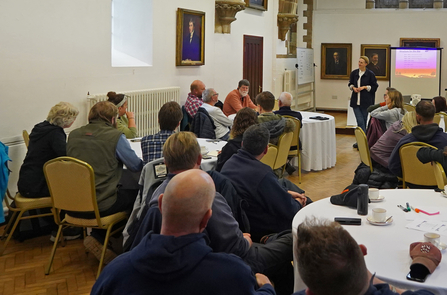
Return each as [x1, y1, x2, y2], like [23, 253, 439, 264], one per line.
[0, 0, 277, 142]
[312, 4, 447, 109]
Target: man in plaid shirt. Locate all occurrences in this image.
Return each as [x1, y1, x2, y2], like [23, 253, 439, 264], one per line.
[141, 101, 183, 164]
[184, 80, 206, 118]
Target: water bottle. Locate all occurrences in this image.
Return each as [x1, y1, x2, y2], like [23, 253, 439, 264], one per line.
[357, 184, 368, 215]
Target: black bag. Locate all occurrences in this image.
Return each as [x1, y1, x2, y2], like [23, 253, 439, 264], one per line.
[330, 184, 362, 209]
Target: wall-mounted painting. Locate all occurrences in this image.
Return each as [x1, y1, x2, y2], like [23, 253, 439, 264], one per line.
[400, 38, 440, 48]
[361, 44, 390, 80]
[245, 0, 268, 11]
[321, 43, 352, 80]
[176, 8, 205, 66]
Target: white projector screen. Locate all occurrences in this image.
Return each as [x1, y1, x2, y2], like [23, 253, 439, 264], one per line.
[390, 47, 442, 98]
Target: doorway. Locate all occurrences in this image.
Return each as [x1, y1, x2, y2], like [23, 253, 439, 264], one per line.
[243, 35, 263, 104]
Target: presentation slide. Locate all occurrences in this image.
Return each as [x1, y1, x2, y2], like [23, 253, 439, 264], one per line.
[390, 48, 441, 98]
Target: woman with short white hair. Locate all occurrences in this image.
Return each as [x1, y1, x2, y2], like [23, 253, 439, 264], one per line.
[18, 102, 79, 198]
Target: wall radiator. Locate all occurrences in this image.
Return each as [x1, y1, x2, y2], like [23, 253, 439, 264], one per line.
[87, 87, 180, 137]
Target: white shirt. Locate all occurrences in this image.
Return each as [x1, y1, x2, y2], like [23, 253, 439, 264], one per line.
[200, 104, 233, 139]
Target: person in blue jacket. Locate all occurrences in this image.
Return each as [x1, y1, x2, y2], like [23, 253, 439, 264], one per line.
[92, 170, 276, 295]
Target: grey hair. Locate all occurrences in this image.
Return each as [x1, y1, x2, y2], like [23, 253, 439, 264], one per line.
[47, 102, 79, 128]
[242, 124, 270, 156]
[202, 88, 215, 103]
[279, 92, 293, 106]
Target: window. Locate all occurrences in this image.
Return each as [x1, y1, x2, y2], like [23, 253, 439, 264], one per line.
[375, 0, 399, 8]
[112, 0, 153, 67]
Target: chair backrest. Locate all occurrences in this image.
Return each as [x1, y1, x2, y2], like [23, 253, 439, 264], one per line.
[354, 127, 373, 172]
[44, 156, 101, 223]
[432, 161, 447, 190]
[273, 131, 294, 170]
[260, 145, 278, 169]
[433, 113, 441, 125]
[399, 142, 438, 187]
[22, 130, 30, 149]
[282, 115, 301, 151]
[404, 104, 415, 113]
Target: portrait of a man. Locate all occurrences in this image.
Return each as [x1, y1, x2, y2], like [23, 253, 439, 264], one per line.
[182, 16, 201, 61]
[326, 49, 347, 75]
[365, 51, 386, 77]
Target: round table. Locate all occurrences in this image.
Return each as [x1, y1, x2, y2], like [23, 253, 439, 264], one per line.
[292, 189, 447, 295]
[300, 111, 336, 171]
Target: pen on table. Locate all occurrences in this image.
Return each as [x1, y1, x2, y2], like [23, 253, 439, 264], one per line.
[397, 205, 408, 212]
[406, 202, 411, 211]
[414, 208, 440, 215]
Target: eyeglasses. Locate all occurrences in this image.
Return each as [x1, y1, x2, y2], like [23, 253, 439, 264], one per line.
[213, 93, 219, 96]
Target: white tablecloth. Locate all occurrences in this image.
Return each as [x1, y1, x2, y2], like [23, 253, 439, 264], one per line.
[300, 111, 336, 171]
[127, 138, 226, 172]
[292, 189, 447, 295]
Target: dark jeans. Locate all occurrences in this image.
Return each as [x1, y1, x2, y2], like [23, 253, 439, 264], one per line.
[244, 232, 294, 295]
[68, 188, 138, 244]
[352, 106, 369, 133]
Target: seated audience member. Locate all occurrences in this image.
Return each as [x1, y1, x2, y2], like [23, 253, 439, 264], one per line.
[223, 79, 257, 116]
[18, 102, 79, 198]
[388, 101, 447, 177]
[367, 87, 396, 113]
[274, 91, 303, 123]
[370, 111, 418, 169]
[141, 101, 182, 164]
[432, 96, 447, 113]
[129, 131, 295, 295]
[370, 89, 405, 130]
[216, 107, 258, 171]
[67, 101, 144, 263]
[221, 125, 309, 242]
[184, 80, 206, 118]
[417, 145, 447, 173]
[200, 88, 233, 140]
[293, 218, 434, 295]
[91, 170, 275, 295]
[257, 91, 295, 145]
[107, 91, 137, 139]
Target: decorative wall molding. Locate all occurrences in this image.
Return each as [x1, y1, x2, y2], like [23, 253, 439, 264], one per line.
[278, 14, 299, 41]
[366, 0, 375, 9]
[215, 0, 246, 34]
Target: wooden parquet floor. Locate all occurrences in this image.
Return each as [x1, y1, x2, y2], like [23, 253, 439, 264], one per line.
[0, 112, 360, 294]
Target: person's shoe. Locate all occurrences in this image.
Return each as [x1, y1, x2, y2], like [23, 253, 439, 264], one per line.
[84, 235, 117, 265]
[353, 143, 358, 149]
[285, 163, 296, 175]
[50, 227, 82, 242]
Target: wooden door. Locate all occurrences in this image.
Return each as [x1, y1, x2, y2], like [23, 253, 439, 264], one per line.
[243, 35, 263, 104]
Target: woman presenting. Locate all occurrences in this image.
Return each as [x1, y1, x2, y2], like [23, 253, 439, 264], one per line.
[348, 56, 378, 147]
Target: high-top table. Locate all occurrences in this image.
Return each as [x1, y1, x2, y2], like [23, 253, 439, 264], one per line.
[300, 111, 336, 171]
[292, 189, 447, 295]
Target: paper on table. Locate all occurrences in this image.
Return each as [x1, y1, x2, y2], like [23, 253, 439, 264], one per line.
[406, 218, 447, 237]
[404, 206, 447, 222]
[207, 150, 220, 157]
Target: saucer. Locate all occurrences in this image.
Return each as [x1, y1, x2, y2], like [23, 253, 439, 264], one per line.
[369, 195, 385, 203]
[367, 216, 393, 226]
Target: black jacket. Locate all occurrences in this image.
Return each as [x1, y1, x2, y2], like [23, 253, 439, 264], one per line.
[191, 108, 216, 139]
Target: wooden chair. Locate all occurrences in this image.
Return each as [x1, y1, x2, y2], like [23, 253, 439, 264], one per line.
[283, 115, 302, 183]
[22, 130, 30, 149]
[432, 161, 447, 191]
[43, 157, 128, 279]
[404, 104, 415, 113]
[273, 131, 294, 177]
[260, 145, 278, 169]
[354, 127, 373, 173]
[0, 189, 53, 255]
[399, 142, 438, 188]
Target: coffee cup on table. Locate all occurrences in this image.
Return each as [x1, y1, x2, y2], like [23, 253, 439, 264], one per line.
[424, 233, 441, 248]
[372, 208, 387, 222]
[369, 188, 379, 200]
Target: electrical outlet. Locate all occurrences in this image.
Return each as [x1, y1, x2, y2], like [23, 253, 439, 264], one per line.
[332, 95, 337, 99]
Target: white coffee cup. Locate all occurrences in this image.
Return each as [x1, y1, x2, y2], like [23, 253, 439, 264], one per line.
[372, 208, 387, 222]
[200, 146, 208, 155]
[424, 232, 440, 247]
[369, 188, 380, 200]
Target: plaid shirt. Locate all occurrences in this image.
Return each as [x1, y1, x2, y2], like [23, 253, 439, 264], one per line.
[184, 93, 203, 118]
[141, 130, 175, 164]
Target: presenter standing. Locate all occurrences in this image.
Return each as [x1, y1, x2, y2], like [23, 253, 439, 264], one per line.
[348, 56, 378, 148]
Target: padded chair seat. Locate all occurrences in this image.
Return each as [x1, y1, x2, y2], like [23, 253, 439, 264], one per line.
[65, 211, 127, 228]
[14, 194, 52, 209]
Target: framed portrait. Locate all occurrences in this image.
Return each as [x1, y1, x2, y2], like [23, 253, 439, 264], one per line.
[400, 38, 440, 48]
[321, 43, 352, 80]
[245, 0, 268, 11]
[361, 44, 390, 81]
[176, 8, 205, 66]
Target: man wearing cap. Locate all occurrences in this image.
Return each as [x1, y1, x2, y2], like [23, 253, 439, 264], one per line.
[293, 218, 435, 295]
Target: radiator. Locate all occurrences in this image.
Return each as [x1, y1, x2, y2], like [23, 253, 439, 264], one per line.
[87, 87, 181, 137]
[284, 70, 297, 96]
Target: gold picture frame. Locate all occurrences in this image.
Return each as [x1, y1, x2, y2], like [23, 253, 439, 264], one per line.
[400, 38, 440, 48]
[321, 43, 352, 80]
[245, 0, 268, 11]
[176, 8, 205, 66]
[361, 44, 390, 81]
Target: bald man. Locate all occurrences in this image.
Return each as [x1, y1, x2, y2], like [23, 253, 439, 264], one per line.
[92, 170, 275, 295]
[184, 80, 206, 118]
